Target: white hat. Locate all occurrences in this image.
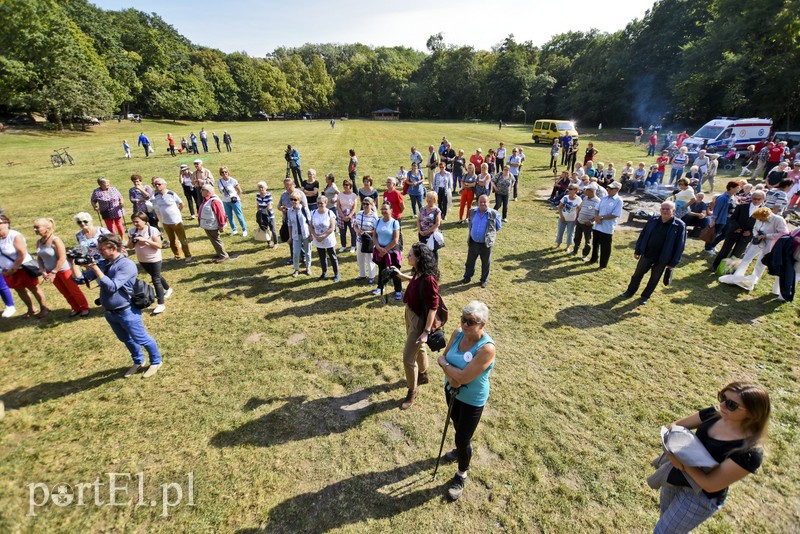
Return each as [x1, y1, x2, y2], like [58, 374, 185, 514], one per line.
[180, 164, 189, 170]
[607, 182, 621, 190]
[193, 159, 203, 164]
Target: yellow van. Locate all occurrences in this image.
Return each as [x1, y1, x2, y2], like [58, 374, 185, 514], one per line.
[532, 119, 579, 144]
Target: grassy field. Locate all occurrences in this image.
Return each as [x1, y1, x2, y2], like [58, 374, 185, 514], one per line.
[0, 119, 798, 533]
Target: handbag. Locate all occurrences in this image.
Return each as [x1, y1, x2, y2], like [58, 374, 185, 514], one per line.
[0, 249, 41, 278]
[253, 227, 270, 242]
[360, 232, 374, 253]
[698, 226, 715, 245]
[662, 267, 673, 287]
[279, 221, 290, 242]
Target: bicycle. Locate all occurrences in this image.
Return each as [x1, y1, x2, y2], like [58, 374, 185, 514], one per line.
[51, 147, 75, 168]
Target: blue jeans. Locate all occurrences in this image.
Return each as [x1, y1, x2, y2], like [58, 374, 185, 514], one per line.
[200, 138, 208, 152]
[670, 168, 684, 184]
[292, 237, 312, 271]
[409, 194, 423, 216]
[655, 171, 664, 184]
[494, 193, 509, 219]
[104, 307, 161, 365]
[555, 219, 576, 246]
[223, 201, 247, 233]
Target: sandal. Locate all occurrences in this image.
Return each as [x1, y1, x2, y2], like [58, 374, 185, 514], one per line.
[69, 310, 81, 317]
[36, 308, 51, 319]
[22, 311, 34, 319]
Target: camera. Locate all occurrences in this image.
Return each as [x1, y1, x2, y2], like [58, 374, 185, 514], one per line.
[67, 245, 100, 265]
[231, 196, 239, 203]
[284, 148, 292, 162]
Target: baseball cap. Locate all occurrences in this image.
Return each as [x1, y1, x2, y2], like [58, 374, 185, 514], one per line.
[193, 159, 203, 164]
[180, 164, 189, 170]
[607, 182, 621, 189]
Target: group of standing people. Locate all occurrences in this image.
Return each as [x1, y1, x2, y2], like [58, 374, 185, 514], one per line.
[124, 129, 232, 159]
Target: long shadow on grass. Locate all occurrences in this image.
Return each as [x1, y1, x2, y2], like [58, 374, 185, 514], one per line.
[210, 381, 405, 448]
[541, 295, 642, 328]
[0, 366, 126, 410]
[670, 282, 784, 325]
[235, 457, 442, 533]
[497, 249, 603, 283]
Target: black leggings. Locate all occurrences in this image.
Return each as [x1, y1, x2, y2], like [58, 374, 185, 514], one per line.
[339, 221, 356, 248]
[139, 261, 169, 304]
[445, 388, 484, 473]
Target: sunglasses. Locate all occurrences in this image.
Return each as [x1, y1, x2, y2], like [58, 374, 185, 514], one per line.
[460, 315, 481, 327]
[290, 199, 299, 202]
[77, 220, 90, 225]
[718, 392, 741, 412]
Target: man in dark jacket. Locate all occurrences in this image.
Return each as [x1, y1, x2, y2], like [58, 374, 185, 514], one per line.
[711, 190, 765, 271]
[620, 201, 686, 304]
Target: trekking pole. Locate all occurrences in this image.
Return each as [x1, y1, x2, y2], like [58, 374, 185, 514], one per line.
[433, 386, 459, 481]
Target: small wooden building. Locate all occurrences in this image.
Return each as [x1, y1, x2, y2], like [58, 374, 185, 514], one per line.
[371, 108, 400, 121]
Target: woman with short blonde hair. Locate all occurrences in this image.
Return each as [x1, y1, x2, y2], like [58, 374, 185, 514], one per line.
[35, 217, 89, 317]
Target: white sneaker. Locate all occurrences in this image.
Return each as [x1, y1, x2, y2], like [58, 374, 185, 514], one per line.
[349, 247, 355, 253]
[124, 364, 142, 378]
[1, 306, 16, 318]
[152, 304, 166, 314]
[338, 247, 346, 253]
[164, 288, 173, 299]
[142, 364, 161, 378]
[242, 231, 248, 237]
[230, 230, 239, 236]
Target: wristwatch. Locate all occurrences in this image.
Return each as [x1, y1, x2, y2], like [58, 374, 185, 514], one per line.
[425, 329, 432, 334]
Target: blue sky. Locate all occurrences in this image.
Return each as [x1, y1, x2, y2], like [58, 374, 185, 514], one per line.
[92, 0, 656, 56]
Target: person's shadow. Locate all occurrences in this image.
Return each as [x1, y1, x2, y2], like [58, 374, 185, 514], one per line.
[1, 366, 126, 410]
[234, 457, 443, 533]
[541, 295, 642, 328]
[210, 381, 404, 448]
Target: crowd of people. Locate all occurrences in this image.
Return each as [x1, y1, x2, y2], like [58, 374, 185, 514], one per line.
[124, 129, 234, 159]
[1, 129, 790, 516]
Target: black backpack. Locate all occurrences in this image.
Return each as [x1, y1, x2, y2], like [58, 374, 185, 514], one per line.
[129, 278, 156, 309]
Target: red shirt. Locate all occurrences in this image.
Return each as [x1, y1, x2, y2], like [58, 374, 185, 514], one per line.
[383, 189, 404, 220]
[469, 154, 484, 171]
[649, 134, 658, 146]
[402, 274, 439, 318]
[676, 133, 688, 147]
[657, 156, 670, 172]
[768, 146, 784, 163]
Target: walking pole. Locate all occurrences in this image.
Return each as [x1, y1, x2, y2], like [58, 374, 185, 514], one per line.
[433, 386, 459, 481]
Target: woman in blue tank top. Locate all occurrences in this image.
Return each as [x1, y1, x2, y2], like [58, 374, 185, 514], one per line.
[436, 300, 496, 501]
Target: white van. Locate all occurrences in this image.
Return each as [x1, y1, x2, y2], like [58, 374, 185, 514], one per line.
[682, 117, 772, 153]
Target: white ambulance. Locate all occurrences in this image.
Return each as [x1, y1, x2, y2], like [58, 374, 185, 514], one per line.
[682, 117, 772, 154]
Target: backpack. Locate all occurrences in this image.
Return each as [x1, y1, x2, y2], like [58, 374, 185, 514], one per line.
[129, 278, 156, 309]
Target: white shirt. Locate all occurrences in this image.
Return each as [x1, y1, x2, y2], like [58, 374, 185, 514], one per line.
[496, 147, 506, 159]
[217, 177, 240, 202]
[153, 190, 184, 225]
[0, 230, 33, 270]
[311, 209, 337, 249]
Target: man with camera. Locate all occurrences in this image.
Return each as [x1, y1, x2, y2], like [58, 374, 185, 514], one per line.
[285, 145, 302, 188]
[71, 234, 162, 378]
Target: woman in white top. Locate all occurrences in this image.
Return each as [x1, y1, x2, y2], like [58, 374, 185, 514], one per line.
[354, 197, 379, 284]
[555, 185, 582, 249]
[0, 214, 47, 318]
[310, 196, 339, 281]
[35, 217, 90, 317]
[719, 207, 788, 291]
[336, 179, 358, 253]
[127, 212, 171, 314]
[74, 212, 111, 257]
[217, 166, 247, 237]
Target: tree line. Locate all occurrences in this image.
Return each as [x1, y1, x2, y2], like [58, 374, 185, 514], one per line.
[1, 0, 798, 129]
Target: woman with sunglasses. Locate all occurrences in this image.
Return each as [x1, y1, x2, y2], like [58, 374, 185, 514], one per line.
[73, 211, 112, 262]
[35, 217, 89, 317]
[336, 179, 358, 253]
[0, 214, 48, 319]
[656, 381, 771, 533]
[435, 300, 496, 501]
[389, 242, 440, 410]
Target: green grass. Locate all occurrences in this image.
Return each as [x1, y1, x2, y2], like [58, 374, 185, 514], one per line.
[0, 119, 798, 533]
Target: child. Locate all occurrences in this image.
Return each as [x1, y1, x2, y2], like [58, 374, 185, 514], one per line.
[255, 181, 278, 248]
[123, 140, 131, 159]
[397, 165, 408, 194]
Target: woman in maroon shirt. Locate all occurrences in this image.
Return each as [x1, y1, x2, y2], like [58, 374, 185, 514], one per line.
[390, 242, 440, 410]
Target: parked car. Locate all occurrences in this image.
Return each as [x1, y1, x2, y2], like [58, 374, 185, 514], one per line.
[7, 114, 35, 126]
[773, 131, 800, 150]
[532, 118, 579, 144]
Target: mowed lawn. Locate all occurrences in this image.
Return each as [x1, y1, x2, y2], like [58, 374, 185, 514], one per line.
[0, 119, 798, 533]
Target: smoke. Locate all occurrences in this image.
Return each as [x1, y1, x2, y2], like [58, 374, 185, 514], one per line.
[630, 73, 669, 127]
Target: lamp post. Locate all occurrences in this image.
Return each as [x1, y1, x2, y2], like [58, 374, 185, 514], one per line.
[515, 105, 526, 125]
